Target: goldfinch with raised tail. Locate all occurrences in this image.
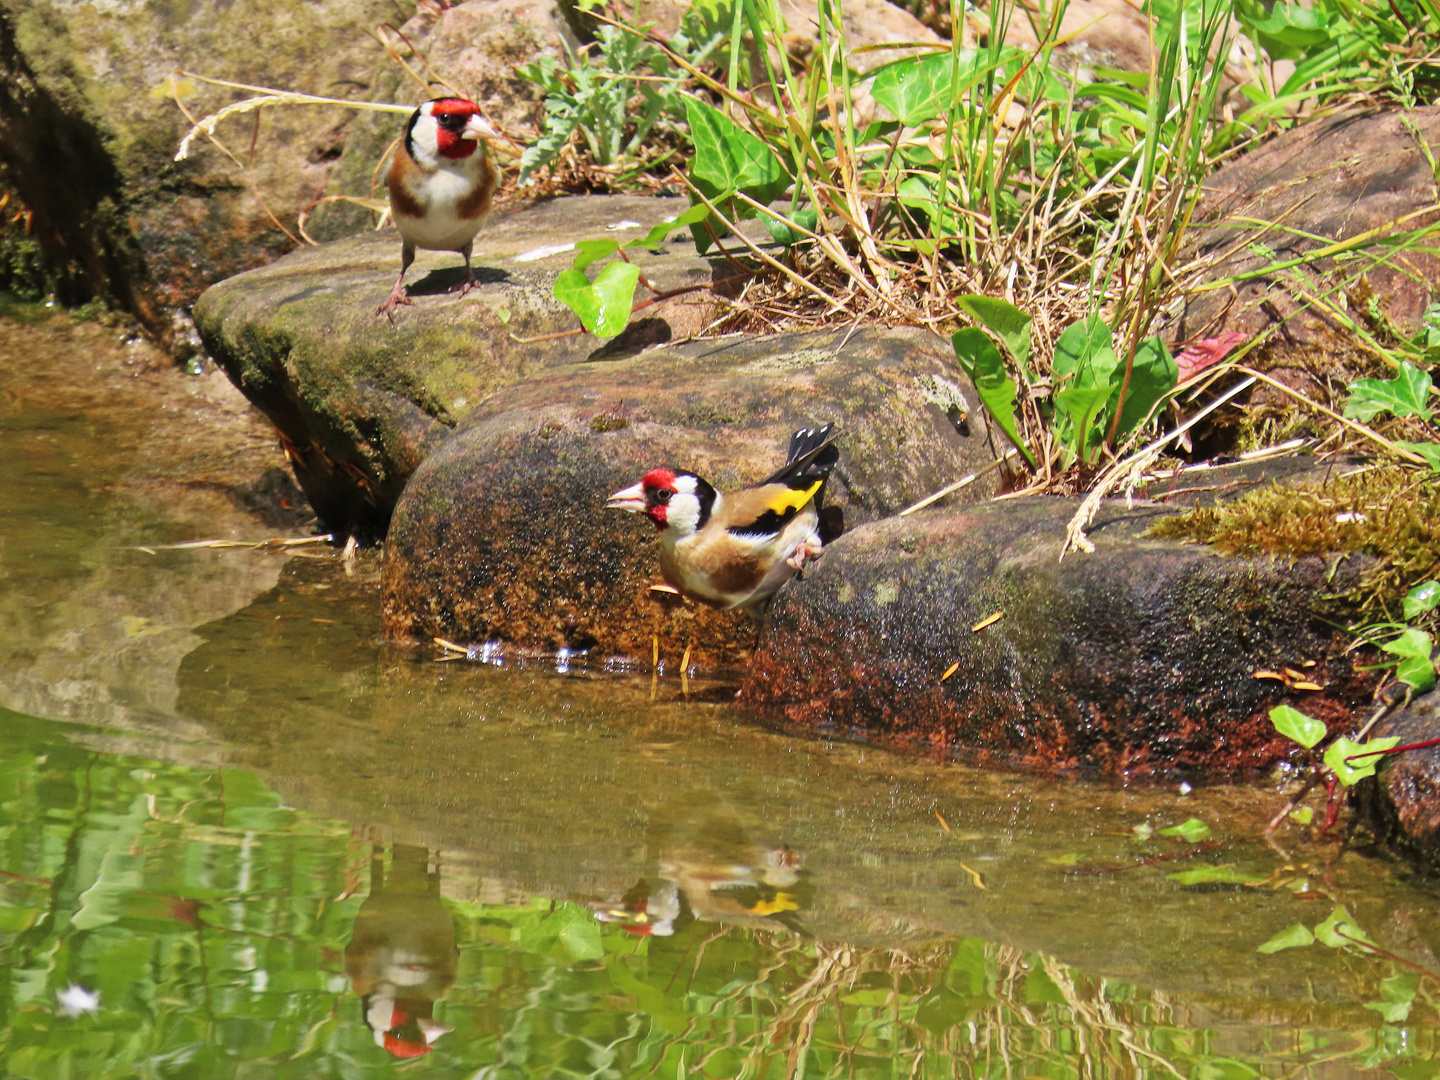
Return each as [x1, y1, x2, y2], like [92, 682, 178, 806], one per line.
[378, 97, 500, 319]
[606, 425, 840, 614]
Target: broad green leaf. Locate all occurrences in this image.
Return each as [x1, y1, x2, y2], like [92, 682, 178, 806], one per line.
[1342, 361, 1434, 422]
[1383, 627, 1435, 660]
[1166, 864, 1265, 886]
[1239, 1, 1332, 59]
[1052, 316, 1116, 385]
[1269, 704, 1326, 748]
[685, 97, 789, 207]
[951, 328, 1034, 467]
[763, 207, 818, 246]
[869, 51, 956, 126]
[1113, 335, 1178, 439]
[552, 261, 641, 337]
[1158, 817, 1211, 842]
[1404, 580, 1440, 620]
[1324, 736, 1401, 786]
[1364, 971, 1420, 1022]
[1384, 628, 1436, 690]
[1397, 654, 1438, 692]
[956, 295, 1033, 377]
[1313, 905, 1374, 949]
[1256, 922, 1314, 953]
[572, 238, 620, 271]
[1397, 440, 1440, 473]
[1054, 384, 1113, 464]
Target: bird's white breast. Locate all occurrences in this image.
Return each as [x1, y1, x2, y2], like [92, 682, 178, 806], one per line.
[395, 160, 489, 252]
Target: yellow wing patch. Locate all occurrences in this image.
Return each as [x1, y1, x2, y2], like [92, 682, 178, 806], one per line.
[762, 480, 822, 516]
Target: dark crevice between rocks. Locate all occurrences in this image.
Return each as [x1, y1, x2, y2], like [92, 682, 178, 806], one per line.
[0, 7, 160, 336]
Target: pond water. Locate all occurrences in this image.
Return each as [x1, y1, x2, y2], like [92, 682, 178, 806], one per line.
[1, 317, 1438, 1079]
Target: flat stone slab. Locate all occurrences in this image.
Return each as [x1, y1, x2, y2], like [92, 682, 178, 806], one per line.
[381, 327, 1006, 668]
[739, 498, 1376, 777]
[194, 195, 732, 537]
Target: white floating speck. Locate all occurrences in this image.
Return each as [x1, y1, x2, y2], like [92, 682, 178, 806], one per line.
[514, 242, 575, 262]
[1178, 782, 1193, 795]
[1335, 512, 1367, 524]
[57, 985, 100, 1016]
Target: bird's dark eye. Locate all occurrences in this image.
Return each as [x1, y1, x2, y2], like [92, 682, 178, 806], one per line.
[654, 489, 673, 504]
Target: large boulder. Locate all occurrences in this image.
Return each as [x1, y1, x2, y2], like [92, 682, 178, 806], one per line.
[194, 194, 729, 538]
[1167, 107, 1440, 407]
[739, 497, 1376, 777]
[1358, 689, 1440, 871]
[380, 326, 1005, 667]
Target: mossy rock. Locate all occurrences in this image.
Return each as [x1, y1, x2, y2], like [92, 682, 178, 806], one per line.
[193, 195, 732, 537]
[740, 497, 1378, 777]
[380, 326, 1004, 668]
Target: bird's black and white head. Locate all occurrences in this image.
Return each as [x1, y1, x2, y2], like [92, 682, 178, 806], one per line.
[607, 469, 716, 538]
[404, 98, 498, 169]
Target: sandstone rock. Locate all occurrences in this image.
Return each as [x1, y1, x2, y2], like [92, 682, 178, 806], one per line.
[380, 326, 1005, 667]
[1003, 0, 1151, 73]
[0, 0, 399, 324]
[1358, 689, 1440, 871]
[1168, 107, 1440, 405]
[740, 497, 1375, 777]
[194, 194, 732, 538]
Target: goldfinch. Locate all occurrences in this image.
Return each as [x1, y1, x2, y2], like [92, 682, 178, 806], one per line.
[378, 97, 500, 318]
[606, 424, 840, 614]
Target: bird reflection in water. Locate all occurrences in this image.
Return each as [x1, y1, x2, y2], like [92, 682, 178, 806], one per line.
[344, 843, 458, 1059]
[594, 811, 812, 937]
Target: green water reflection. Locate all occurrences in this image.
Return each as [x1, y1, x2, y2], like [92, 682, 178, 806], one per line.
[1, 707, 1437, 1079]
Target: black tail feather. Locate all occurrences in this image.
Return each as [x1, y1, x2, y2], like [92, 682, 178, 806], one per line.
[762, 423, 840, 486]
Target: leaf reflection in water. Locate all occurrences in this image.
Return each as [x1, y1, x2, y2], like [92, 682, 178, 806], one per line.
[0, 706, 1434, 1079]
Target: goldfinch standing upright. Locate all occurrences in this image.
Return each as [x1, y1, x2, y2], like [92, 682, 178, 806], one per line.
[606, 425, 840, 615]
[378, 97, 500, 319]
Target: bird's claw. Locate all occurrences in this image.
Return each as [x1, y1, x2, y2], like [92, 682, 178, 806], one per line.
[786, 538, 824, 572]
[447, 274, 477, 298]
[376, 284, 413, 321]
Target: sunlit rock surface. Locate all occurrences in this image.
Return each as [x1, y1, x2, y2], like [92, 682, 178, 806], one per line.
[740, 498, 1377, 777]
[1169, 106, 1440, 413]
[1360, 689, 1440, 870]
[380, 326, 1001, 667]
[193, 195, 731, 538]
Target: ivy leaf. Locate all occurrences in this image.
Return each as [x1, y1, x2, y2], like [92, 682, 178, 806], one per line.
[956, 295, 1033, 378]
[1396, 441, 1440, 473]
[685, 97, 789, 253]
[552, 261, 640, 338]
[1158, 817, 1211, 842]
[1324, 736, 1401, 786]
[1269, 704, 1327, 748]
[1342, 361, 1434, 422]
[763, 207, 818, 246]
[1404, 580, 1440, 620]
[626, 203, 712, 250]
[1256, 922, 1315, 953]
[1313, 905, 1374, 949]
[1364, 971, 1421, 1022]
[1166, 864, 1265, 886]
[572, 239, 620, 271]
[951, 328, 1034, 467]
[869, 51, 956, 126]
[1384, 628, 1437, 692]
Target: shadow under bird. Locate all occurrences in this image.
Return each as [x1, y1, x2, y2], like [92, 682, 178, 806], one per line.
[378, 97, 500, 319]
[607, 424, 841, 615]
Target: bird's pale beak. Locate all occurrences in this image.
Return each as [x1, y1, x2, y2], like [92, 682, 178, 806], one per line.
[606, 482, 647, 513]
[461, 114, 500, 141]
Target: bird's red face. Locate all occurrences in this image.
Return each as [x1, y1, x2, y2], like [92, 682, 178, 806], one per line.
[425, 98, 497, 160]
[607, 469, 678, 530]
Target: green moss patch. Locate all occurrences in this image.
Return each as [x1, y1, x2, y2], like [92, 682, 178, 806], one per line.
[1147, 468, 1440, 619]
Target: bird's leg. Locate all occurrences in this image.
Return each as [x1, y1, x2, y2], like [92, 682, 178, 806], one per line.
[786, 533, 824, 572]
[449, 241, 477, 297]
[377, 242, 416, 320]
